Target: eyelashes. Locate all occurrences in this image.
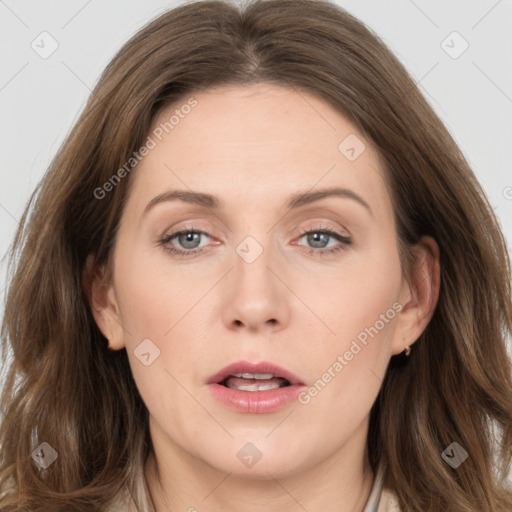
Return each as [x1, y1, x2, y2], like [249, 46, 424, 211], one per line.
[158, 225, 352, 259]
[293, 226, 352, 257]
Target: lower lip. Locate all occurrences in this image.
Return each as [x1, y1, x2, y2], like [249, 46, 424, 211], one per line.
[209, 383, 306, 414]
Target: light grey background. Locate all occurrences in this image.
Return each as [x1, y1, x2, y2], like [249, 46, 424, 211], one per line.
[0, 1, 511, 479]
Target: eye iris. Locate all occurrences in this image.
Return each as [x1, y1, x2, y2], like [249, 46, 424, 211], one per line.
[307, 232, 329, 248]
[178, 232, 201, 249]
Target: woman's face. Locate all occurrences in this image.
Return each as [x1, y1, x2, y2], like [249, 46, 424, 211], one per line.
[92, 82, 434, 478]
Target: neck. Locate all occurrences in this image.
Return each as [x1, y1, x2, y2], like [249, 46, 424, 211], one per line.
[145, 420, 375, 512]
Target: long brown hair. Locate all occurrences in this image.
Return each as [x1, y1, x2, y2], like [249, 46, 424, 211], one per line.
[1, 0, 511, 510]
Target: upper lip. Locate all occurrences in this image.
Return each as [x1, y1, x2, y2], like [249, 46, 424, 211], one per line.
[207, 360, 305, 386]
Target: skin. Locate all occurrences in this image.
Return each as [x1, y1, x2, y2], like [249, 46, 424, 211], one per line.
[88, 82, 440, 512]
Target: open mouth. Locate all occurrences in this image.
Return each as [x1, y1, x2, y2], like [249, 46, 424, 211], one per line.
[208, 362, 305, 413]
[220, 373, 292, 391]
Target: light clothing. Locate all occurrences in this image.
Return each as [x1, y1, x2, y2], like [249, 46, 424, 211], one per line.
[363, 461, 401, 512]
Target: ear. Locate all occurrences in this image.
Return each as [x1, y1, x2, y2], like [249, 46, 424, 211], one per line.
[391, 236, 440, 355]
[83, 254, 126, 351]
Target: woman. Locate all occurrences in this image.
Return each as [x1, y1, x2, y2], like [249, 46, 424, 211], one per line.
[1, 0, 511, 510]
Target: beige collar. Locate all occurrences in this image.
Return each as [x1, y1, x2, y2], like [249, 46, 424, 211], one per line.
[363, 461, 400, 512]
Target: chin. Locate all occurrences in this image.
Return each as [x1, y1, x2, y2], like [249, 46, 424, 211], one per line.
[201, 443, 311, 480]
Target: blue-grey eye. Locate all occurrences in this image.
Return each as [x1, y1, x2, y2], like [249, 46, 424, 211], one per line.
[176, 231, 203, 249]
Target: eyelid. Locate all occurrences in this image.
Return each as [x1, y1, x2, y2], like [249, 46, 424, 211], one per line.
[160, 220, 215, 237]
[293, 222, 351, 239]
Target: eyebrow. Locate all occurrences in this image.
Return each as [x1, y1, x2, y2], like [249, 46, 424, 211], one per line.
[143, 186, 372, 217]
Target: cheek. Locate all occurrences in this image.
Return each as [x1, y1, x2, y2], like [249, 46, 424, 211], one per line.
[113, 243, 207, 340]
[302, 240, 402, 347]
[295, 244, 401, 415]
[115, 261, 207, 434]
[112, 247, 211, 395]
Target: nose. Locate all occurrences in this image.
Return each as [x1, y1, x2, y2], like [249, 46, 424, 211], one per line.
[221, 240, 291, 333]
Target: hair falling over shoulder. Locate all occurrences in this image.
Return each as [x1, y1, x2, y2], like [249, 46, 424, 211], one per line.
[1, 1, 511, 510]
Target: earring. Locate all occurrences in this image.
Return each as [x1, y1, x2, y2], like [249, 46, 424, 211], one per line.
[404, 345, 411, 357]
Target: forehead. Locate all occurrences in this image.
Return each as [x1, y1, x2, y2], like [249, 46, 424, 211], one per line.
[150, 82, 359, 164]
[127, 83, 391, 220]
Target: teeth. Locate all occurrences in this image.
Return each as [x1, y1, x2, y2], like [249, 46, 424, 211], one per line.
[232, 373, 275, 380]
[226, 382, 282, 391]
